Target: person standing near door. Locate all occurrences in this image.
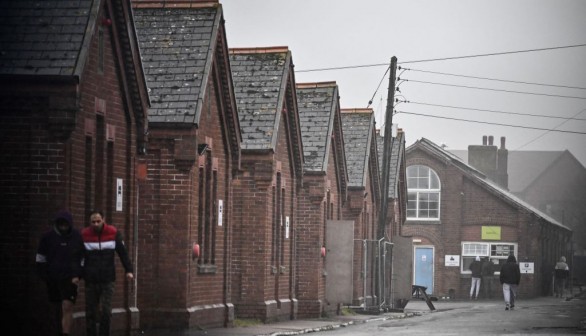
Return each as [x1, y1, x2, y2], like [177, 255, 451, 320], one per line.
[481, 258, 496, 299]
[469, 256, 482, 300]
[82, 210, 134, 336]
[554, 256, 570, 298]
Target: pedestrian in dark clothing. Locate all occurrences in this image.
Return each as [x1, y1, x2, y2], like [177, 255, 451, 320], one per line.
[36, 210, 84, 336]
[499, 254, 521, 310]
[482, 258, 496, 299]
[554, 256, 570, 298]
[82, 210, 134, 336]
[469, 256, 482, 300]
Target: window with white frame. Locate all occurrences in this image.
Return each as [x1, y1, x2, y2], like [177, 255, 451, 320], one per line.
[406, 165, 441, 220]
[461, 242, 517, 274]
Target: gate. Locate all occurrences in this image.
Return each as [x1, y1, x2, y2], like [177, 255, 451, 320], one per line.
[351, 238, 396, 311]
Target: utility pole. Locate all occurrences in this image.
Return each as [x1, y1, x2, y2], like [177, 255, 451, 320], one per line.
[378, 56, 398, 241]
[376, 56, 397, 309]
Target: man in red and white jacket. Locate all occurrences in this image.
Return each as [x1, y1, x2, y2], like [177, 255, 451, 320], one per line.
[82, 210, 133, 336]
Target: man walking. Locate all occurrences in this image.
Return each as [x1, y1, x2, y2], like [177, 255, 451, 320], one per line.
[500, 255, 521, 310]
[36, 210, 84, 336]
[82, 210, 134, 336]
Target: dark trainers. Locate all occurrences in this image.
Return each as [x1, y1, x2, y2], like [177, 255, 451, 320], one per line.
[505, 304, 510, 310]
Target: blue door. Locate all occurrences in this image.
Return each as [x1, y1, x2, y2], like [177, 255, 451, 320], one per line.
[414, 247, 434, 294]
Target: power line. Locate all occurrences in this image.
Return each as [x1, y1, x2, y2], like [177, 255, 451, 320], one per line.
[399, 44, 586, 64]
[404, 79, 586, 100]
[395, 110, 586, 135]
[401, 100, 586, 121]
[514, 108, 586, 151]
[400, 67, 586, 91]
[367, 65, 391, 108]
[295, 43, 586, 72]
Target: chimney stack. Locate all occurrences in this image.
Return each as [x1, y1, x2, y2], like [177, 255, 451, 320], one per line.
[497, 137, 508, 189]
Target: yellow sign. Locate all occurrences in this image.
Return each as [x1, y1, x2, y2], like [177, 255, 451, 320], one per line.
[482, 226, 501, 240]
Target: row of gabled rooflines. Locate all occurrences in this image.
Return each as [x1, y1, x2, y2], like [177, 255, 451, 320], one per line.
[131, 0, 403, 192]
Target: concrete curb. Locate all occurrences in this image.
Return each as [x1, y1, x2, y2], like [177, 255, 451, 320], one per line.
[258, 312, 423, 336]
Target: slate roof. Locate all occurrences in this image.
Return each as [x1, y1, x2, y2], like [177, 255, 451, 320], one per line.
[0, 0, 97, 76]
[341, 109, 377, 187]
[297, 82, 338, 172]
[449, 149, 578, 193]
[408, 138, 570, 231]
[377, 129, 405, 198]
[229, 47, 291, 151]
[134, 2, 220, 125]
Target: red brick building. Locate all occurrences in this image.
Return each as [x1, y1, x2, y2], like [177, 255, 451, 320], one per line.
[133, 0, 241, 330]
[340, 108, 381, 307]
[296, 82, 349, 317]
[0, 0, 149, 334]
[450, 139, 586, 257]
[405, 138, 572, 300]
[229, 47, 304, 322]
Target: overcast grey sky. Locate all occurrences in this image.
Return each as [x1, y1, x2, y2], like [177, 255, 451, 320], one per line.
[220, 0, 586, 166]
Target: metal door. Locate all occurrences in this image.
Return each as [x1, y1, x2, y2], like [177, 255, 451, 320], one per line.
[414, 246, 434, 294]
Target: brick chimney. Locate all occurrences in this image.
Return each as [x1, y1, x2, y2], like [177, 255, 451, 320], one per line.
[468, 135, 501, 188]
[467, 135, 509, 189]
[497, 137, 509, 189]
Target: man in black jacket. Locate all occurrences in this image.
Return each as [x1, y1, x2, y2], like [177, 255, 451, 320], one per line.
[36, 210, 84, 336]
[82, 210, 134, 336]
[499, 254, 521, 310]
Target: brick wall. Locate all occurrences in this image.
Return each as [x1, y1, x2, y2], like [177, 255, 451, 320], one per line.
[296, 136, 345, 318]
[137, 70, 234, 328]
[0, 11, 140, 335]
[231, 106, 299, 322]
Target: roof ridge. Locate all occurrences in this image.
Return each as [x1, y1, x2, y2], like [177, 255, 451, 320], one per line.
[229, 46, 289, 54]
[132, 0, 218, 9]
[341, 108, 373, 114]
[296, 81, 337, 88]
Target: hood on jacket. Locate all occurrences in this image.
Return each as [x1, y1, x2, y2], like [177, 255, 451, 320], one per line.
[54, 210, 73, 234]
[506, 255, 517, 263]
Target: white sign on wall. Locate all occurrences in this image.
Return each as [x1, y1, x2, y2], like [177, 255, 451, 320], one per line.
[445, 255, 460, 267]
[285, 216, 290, 239]
[218, 200, 223, 226]
[520, 262, 534, 274]
[116, 178, 123, 211]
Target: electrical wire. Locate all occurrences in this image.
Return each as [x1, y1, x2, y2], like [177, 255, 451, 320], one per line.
[400, 67, 586, 91]
[399, 44, 586, 64]
[295, 43, 586, 72]
[514, 108, 586, 151]
[404, 79, 586, 100]
[395, 110, 586, 135]
[401, 100, 586, 121]
[367, 65, 391, 108]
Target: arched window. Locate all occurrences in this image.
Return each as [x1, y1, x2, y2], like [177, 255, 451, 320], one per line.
[407, 165, 441, 220]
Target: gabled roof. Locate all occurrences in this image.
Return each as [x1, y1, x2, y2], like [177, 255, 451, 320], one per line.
[0, 0, 150, 149]
[297, 82, 338, 172]
[133, 1, 221, 125]
[377, 128, 405, 198]
[449, 149, 582, 193]
[0, 0, 98, 77]
[408, 138, 570, 231]
[341, 108, 378, 188]
[229, 47, 294, 151]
